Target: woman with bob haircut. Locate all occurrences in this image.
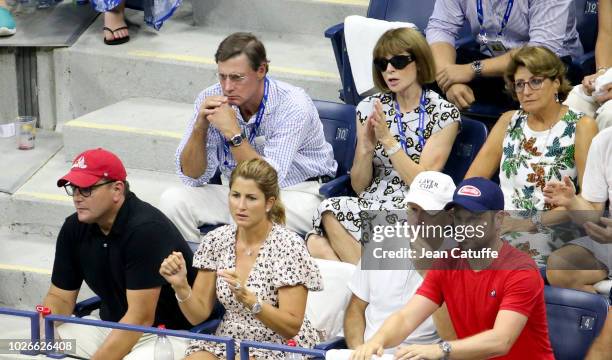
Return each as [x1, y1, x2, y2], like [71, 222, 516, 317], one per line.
[307, 27, 461, 264]
[466, 46, 599, 265]
[160, 159, 323, 360]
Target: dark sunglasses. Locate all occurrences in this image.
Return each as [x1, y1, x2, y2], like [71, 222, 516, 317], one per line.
[64, 181, 115, 197]
[373, 54, 414, 72]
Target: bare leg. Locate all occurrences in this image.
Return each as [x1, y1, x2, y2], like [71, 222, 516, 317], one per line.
[322, 212, 361, 264]
[103, 0, 128, 42]
[546, 245, 608, 293]
[307, 234, 340, 261]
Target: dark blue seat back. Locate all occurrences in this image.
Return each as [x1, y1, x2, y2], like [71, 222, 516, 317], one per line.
[367, 0, 435, 31]
[313, 100, 357, 177]
[544, 285, 609, 360]
[575, 0, 599, 53]
[442, 117, 488, 185]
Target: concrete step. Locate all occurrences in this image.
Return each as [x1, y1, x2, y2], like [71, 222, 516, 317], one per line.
[53, 3, 343, 127]
[63, 98, 190, 174]
[0, 149, 183, 237]
[0, 130, 63, 195]
[193, 0, 368, 36]
[0, 227, 96, 309]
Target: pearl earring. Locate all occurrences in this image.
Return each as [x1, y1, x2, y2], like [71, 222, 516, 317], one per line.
[266, 208, 271, 213]
[555, 93, 559, 103]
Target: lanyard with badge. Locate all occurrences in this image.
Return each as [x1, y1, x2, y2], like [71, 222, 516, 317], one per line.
[394, 90, 427, 152]
[222, 77, 270, 166]
[476, 0, 514, 57]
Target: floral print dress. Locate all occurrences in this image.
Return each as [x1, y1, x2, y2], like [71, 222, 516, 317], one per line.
[185, 224, 323, 360]
[310, 90, 460, 243]
[500, 108, 583, 265]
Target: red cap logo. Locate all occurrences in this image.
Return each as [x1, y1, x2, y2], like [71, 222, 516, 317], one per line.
[458, 185, 481, 197]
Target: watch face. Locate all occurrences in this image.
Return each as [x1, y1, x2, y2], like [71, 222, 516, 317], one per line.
[442, 342, 451, 352]
[230, 134, 243, 147]
[251, 302, 262, 314]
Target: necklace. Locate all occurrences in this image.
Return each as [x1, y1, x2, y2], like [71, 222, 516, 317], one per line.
[240, 223, 273, 256]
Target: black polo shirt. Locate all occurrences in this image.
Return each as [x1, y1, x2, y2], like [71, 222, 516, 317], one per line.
[51, 192, 196, 329]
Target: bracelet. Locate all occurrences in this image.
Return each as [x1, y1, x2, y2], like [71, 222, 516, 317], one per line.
[385, 142, 402, 156]
[597, 66, 609, 73]
[175, 287, 192, 303]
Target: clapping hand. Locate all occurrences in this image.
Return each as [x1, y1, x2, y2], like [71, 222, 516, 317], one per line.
[543, 176, 576, 208]
[370, 99, 393, 143]
[217, 269, 256, 307]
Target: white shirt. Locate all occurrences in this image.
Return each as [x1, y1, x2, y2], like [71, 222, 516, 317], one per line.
[581, 126, 612, 211]
[348, 263, 440, 352]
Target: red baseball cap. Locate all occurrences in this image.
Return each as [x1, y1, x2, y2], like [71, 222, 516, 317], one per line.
[57, 148, 127, 188]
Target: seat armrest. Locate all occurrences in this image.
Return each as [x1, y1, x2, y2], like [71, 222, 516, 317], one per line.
[325, 23, 344, 39]
[319, 174, 351, 198]
[73, 296, 101, 317]
[190, 318, 222, 334]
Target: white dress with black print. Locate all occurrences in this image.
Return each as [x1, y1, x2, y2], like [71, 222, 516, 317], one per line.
[185, 224, 323, 359]
[310, 90, 460, 243]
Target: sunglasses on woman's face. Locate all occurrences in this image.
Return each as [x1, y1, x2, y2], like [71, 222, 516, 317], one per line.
[373, 54, 414, 72]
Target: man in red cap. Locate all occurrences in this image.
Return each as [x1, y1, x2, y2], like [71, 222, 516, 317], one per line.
[41, 148, 196, 359]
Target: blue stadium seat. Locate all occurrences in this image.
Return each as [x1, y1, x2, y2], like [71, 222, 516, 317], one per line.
[313, 100, 357, 179]
[442, 117, 488, 185]
[544, 285, 609, 360]
[567, 0, 599, 83]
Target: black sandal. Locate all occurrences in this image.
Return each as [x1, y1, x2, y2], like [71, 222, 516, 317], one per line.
[103, 26, 130, 45]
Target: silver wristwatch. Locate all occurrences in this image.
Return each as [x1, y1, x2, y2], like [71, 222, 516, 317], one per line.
[250, 297, 262, 315]
[229, 132, 245, 147]
[439, 341, 451, 359]
[471, 60, 483, 78]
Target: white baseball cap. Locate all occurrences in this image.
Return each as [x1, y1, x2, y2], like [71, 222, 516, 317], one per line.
[405, 171, 456, 212]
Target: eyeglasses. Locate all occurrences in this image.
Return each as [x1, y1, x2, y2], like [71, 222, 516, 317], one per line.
[216, 72, 248, 83]
[513, 77, 546, 93]
[64, 181, 115, 197]
[373, 54, 414, 72]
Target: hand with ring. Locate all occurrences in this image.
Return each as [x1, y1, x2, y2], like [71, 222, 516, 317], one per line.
[218, 269, 256, 308]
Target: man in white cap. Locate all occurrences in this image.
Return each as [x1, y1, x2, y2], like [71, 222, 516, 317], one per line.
[343, 171, 457, 352]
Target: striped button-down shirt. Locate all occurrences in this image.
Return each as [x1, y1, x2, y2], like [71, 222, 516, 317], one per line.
[425, 0, 583, 59]
[175, 78, 337, 188]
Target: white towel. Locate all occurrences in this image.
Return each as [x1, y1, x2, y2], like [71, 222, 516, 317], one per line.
[593, 68, 612, 114]
[344, 15, 418, 96]
[326, 349, 395, 360]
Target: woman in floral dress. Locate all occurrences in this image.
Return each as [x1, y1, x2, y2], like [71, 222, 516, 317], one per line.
[307, 28, 460, 264]
[466, 46, 599, 266]
[160, 159, 323, 360]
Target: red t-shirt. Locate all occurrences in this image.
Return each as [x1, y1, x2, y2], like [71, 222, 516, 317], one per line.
[416, 242, 553, 359]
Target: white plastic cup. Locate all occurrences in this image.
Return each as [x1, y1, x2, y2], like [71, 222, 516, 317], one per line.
[16, 116, 36, 150]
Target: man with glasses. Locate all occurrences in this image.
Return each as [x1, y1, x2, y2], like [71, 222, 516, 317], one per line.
[160, 32, 337, 242]
[41, 148, 196, 359]
[351, 178, 554, 360]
